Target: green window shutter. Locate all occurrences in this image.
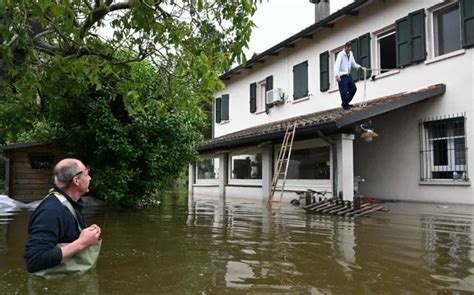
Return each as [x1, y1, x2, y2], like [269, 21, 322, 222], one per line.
[358, 33, 371, 80]
[293, 61, 308, 99]
[302, 62, 308, 97]
[265, 75, 273, 91]
[215, 97, 221, 123]
[409, 9, 426, 63]
[249, 83, 256, 113]
[320, 51, 329, 92]
[461, 0, 474, 48]
[293, 64, 301, 99]
[396, 16, 411, 67]
[265, 75, 274, 112]
[221, 94, 229, 121]
[350, 38, 359, 82]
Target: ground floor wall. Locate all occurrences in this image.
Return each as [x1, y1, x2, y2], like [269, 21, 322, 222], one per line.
[193, 93, 473, 205]
[191, 136, 354, 204]
[354, 98, 473, 204]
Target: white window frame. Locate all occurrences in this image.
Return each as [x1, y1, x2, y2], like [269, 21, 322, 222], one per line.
[256, 79, 266, 114]
[215, 95, 230, 125]
[420, 116, 469, 183]
[428, 0, 462, 59]
[328, 46, 344, 92]
[428, 128, 466, 178]
[195, 155, 220, 185]
[228, 146, 262, 186]
[273, 139, 332, 190]
[373, 25, 400, 79]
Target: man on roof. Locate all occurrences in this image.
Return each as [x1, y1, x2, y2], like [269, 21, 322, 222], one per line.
[334, 41, 366, 110]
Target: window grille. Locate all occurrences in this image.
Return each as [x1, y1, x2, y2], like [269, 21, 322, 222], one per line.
[419, 114, 469, 182]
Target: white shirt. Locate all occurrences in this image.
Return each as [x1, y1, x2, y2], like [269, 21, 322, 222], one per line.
[334, 50, 361, 77]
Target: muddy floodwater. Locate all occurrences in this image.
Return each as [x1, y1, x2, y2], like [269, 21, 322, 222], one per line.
[1, 193, 474, 294]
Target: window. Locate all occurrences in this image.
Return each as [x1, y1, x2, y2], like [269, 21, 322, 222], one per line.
[376, 28, 397, 73]
[196, 157, 219, 183]
[283, 146, 330, 180]
[434, 3, 461, 56]
[229, 148, 262, 184]
[330, 33, 371, 84]
[273, 139, 332, 189]
[293, 61, 308, 100]
[330, 46, 344, 88]
[419, 116, 468, 182]
[215, 94, 229, 123]
[257, 80, 266, 112]
[250, 75, 272, 114]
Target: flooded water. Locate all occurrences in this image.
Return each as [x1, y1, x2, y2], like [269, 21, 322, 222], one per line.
[1, 193, 473, 294]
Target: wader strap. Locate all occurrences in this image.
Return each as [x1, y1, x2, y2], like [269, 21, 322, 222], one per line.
[32, 190, 102, 279]
[49, 191, 83, 232]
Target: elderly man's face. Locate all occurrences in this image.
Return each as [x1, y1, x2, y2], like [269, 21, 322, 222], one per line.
[76, 161, 91, 195]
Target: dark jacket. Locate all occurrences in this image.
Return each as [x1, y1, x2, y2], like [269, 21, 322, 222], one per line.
[24, 190, 87, 273]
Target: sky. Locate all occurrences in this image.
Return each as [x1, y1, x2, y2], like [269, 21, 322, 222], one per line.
[246, 0, 354, 58]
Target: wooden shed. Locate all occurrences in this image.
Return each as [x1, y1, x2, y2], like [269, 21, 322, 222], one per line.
[1, 142, 65, 202]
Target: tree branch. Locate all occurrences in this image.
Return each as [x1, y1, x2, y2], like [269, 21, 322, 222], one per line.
[79, 1, 132, 39]
[33, 30, 54, 40]
[7, 34, 19, 47]
[84, 0, 93, 11]
[32, 40, 61, 55]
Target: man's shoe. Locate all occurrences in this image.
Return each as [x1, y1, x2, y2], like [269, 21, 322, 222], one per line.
[342, 105, 351, 110]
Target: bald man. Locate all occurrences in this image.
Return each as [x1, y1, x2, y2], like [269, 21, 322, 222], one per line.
[24, 158, 101, 273]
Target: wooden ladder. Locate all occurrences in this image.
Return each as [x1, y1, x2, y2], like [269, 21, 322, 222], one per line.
[267, 121, 297, 208]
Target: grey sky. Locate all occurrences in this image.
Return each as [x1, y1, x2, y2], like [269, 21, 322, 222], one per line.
[246, 0, 354, 58]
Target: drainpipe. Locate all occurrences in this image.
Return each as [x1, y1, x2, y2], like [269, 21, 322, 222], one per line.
[317, 130, 337, 198]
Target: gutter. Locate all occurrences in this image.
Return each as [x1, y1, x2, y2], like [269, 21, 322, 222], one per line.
[220, 0, 370, 80]
[197, 121, 338, 153]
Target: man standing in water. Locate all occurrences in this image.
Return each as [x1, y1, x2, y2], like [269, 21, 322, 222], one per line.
[334, 41, 365, 110]
[24, 158, 101, 275]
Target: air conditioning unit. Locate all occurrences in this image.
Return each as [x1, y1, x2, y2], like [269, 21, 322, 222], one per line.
[266, 88, 284, 105]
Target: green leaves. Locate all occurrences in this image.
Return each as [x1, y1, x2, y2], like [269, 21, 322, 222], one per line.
[0, 0, 255, 207]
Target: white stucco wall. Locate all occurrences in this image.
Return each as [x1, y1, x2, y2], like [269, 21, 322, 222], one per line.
[200, 0, 474, 204]
[215, 0, 472, 137]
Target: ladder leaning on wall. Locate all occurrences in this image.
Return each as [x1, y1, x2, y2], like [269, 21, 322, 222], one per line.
[267, 121, 298, 208]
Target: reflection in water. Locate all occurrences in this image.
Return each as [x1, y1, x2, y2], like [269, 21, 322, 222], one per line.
[421, 213, 474, 291]
[0, 195, 473, 293]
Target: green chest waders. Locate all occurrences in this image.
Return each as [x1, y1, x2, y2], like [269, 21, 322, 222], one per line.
[32, 192, 102, 279]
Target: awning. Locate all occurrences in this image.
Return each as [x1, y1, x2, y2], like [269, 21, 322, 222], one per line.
[197, 84, 446, 153]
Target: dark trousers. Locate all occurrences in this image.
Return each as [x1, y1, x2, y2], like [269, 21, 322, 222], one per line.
[338, 75, 357, 107]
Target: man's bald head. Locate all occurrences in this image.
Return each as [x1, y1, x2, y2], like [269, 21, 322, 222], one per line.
[53, 158, 82, 189]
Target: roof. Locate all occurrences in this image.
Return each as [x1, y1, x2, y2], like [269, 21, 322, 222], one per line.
[1, 142, 46, 151]
[220, 0, 371, 80]
[197, 84, 446, 153]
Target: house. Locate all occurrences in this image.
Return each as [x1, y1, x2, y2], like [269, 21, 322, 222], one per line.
[189, 0, 474, 205]
[1, 142, 65, 202]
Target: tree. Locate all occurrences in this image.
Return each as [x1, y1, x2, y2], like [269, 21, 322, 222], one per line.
[0, 0, 255, 206]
